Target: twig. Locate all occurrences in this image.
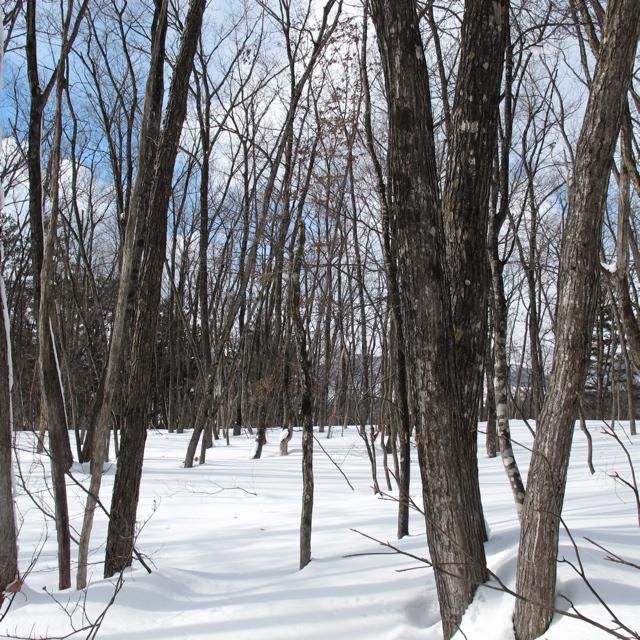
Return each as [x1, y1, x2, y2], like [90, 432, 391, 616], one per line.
[601, 420, 640, 526]
[584, 538, 640, 571]
[313, 433, 355, 491]
[349, 527, 640, 640]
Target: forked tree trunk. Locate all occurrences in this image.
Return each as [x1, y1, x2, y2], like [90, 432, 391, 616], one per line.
[513, 2, 640, 637]
[76, 0, 170, 589]
[370, 3, 489, 636]
[104, 0, 207, 579]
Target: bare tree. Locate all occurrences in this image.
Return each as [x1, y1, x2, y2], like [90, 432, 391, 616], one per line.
[104, 0, 207, 579]
[368, 0, 510, 635]
[514, 1, 640, 637]
[0, 28, 18, 593]
[76, 0, 172, 589]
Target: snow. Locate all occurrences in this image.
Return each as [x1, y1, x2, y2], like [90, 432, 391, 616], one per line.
[2, 422, 639, 640]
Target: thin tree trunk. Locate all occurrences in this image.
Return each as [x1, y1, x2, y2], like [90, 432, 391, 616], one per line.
[484, 331, 497, 458]
[490, 244, 525, 518]
[291, 217, 314, 570]
[38, 53, 72, 591]
[0, 229, 18, 592]
[578, 403, 595, 475]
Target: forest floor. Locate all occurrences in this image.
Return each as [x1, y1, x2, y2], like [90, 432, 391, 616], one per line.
[1, 421, 639, 640]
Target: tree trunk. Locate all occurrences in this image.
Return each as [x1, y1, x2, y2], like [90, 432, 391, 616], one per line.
[490, 243, 525, 518]
[291, 218, 314, 570]
[0, 238, 18, 593]
[441, 0, 509, 546]
[359, 8, 411, 538]
[513, 2, 640, 637]
[484, 337, 497, 459]
[76, 0, 170, 589]
[38, 42, 74, 591]
[104, 0, 207, 579]
[25, 0, 45, 323]
[370, 3, 488, 636]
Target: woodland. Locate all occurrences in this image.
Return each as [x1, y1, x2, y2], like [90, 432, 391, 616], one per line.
[0, 1, 639, 639]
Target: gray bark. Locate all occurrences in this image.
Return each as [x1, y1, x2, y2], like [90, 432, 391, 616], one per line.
[291, 217, 314, 570]
[76, 0, 171, 589]
[442, 0, 509, 545]
[513, 2, 640, 637]
[489, 232, 525, 518]
[104, 0, 207, 579]
[359, 6, 411, 538]
[0, 244, 18, 593]
[370, 2, 489, 636]
[38, 48, 73, 590]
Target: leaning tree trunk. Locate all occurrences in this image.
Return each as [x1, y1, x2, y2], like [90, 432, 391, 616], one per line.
[489, 248, 525, 518]
[104, 0, 207, 579]
[370, 2, 488, 637]
[513, 2, 640, 638]
[76, 0, 170, 589]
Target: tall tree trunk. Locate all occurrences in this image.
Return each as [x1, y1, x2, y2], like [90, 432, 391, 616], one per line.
[441, 0, 509, 545]
[370, 3, 488, 636]
[76, 0, 170, 589]
[359, 8, 411, 537]
[38, 52, 72, 591]
[0, 219, 18, 593]
[25, 0, 89, 452]
[25, 0, 45, 322]
[291, 218, 314, 570]
[513, 2, 640, 637]
[104, 0, 207, 579]
[490, 251, 525, 517]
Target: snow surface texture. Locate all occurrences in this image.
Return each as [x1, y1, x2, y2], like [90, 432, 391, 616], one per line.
[2, 422, 639, 640]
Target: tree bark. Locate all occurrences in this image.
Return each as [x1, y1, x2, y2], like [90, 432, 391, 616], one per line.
[359, 7, 411, 538]
[442, 0, 509, 545]
[0, 241, 18, 593]
[36, 21, 83, 587]
[104, 0, 207, 579]
[76, 0, 170, 589]
[370, 2, 488, 636]
[291, 218, 314, 570]
[1, 37, 20, 591]
[484, 335, 497, 458]
[513, 2, 640, 637]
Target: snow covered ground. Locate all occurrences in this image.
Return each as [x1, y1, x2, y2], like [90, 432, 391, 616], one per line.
[1, 421, 639, 640]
